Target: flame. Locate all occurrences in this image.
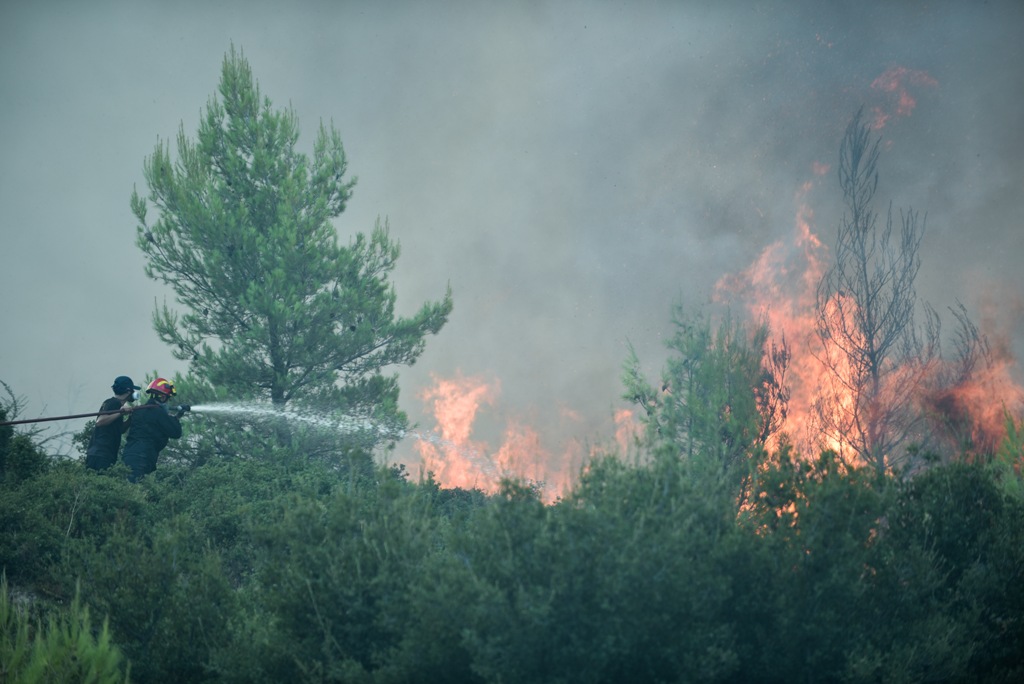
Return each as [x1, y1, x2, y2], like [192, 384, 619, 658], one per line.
[412, 65, 1015, 483]
[414, 372, 497, 490]
[412, 371, 583, 501]
[869, 66, 938, 129]
[717, 178, 832, 453]
[494, 420, 548, 481]
[614, 408, 640, 454]
[718, 167, 1024, 466]
[922, 294, 1024, 458]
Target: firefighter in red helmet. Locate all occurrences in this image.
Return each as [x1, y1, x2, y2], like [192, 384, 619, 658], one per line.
[122, 377, 186, 481]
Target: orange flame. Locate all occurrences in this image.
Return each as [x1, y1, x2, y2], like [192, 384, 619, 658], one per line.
[923, 294, 1024, 458]
[412, 371, 583, 501]
[869, 66, 938, 129]
[614, 408, 640, 454]
[717, 179, 832, 453]
[415, 372, 497, 490]
[718, 169, 1024, 465]
[494, 420, 548, 481]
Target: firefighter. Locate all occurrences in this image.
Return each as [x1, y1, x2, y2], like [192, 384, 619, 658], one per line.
[122, 377, 186, 481]
[84, 376, 140, 471]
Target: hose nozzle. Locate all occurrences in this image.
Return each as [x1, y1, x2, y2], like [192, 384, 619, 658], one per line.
[173, 404, 191, 417]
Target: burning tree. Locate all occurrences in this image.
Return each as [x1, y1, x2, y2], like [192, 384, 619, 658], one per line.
[922, 301, 1024, 461]
[814, 109, 939, 474]
[131, 47, 452, 451]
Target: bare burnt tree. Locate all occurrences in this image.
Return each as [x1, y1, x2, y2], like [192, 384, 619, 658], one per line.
[814, 109, 939, 475]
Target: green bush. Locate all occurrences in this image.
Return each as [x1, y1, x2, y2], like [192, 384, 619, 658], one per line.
[4, 393, 1024, 683]
[1, 574, 129, 683]
[0, 462, 147, 598]
[219, 473, 441, 683]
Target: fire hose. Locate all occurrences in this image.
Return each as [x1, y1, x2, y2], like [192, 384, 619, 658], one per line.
[0, 404, 191, 427]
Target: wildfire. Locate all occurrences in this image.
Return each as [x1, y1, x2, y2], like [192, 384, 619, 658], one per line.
[412, 371, 584, 501]
[716, 179, 832, 454]
[869, 65, 938, 129]
[717, 169, 1023, 465]
[922, 294, 1024, 458]
[614, 408, 640, 454]
[414, 372, 497, 490]
[494, 420, 549, 482]
[410, 65, 1018, 486]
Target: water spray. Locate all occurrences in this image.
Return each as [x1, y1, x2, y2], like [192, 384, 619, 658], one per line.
[182, 402, 498, 474]
[182, 402, 404, 439]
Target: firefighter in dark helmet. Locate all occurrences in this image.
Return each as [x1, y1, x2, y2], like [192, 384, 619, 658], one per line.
[122, 377, 186, 481]
[85, 375, 141, 471]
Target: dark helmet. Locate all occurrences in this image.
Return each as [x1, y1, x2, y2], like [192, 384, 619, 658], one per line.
[112, 376, 141, 394]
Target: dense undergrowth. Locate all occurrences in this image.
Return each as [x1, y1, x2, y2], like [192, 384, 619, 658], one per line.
[2, 427, 1023, 683]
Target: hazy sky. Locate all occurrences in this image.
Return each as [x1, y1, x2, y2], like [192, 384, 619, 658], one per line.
[2, 1, 1022, 476]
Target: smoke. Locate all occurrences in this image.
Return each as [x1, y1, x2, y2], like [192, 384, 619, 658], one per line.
[1, 1, 1022, 475]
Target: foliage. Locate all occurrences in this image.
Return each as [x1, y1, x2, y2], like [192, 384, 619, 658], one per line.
[0, 381, 51, 484]
[130, 46, 452, 456]
[623, 306, 787, 482]
[541, 456, 742, 682]
[741, 450, 903, 679]
[4, 373, 1024, 682]
[1, 463, 143, 596]
[995, 410, 1024, 497]
[882, 462, 1024, 680]
[1, 574, 130, 684]
[0, 430, 50, 485]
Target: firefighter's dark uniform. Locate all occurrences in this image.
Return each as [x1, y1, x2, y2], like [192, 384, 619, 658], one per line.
[122, 398, 182, 481]
[85, 397, 130, 470]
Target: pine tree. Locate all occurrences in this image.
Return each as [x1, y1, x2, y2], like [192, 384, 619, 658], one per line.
[623, 307, 787, 479]
[131, 47, 451, 451]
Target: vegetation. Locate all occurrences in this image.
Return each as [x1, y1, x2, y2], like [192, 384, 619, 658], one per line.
[130, 46, 452, 457]
[3, 383, 1023, 682]
[1, 575, 129, 683]
[623, 307, 789, 481]
[3, 55, 1021, 681]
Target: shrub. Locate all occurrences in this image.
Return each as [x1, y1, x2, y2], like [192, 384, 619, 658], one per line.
[0, 574, 129, 683]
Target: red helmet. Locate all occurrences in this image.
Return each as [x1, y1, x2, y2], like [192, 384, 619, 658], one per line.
[146, 377, 176, 397]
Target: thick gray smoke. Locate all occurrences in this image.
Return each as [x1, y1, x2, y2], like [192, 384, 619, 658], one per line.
[2, 1, 1022, 476]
